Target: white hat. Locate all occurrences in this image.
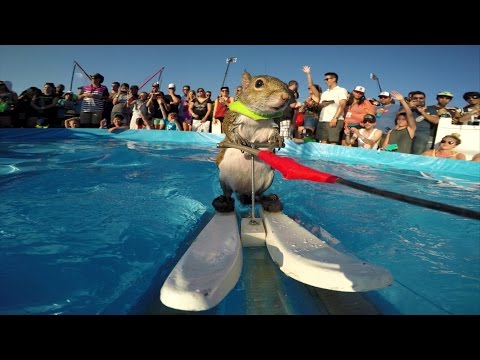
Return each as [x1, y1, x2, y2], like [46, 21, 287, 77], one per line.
[168, 83, 175, 89]
[354, 85, 366, 93]
[379, 91, 391, 97]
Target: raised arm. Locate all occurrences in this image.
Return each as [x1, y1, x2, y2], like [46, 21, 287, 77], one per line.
[302, 65, 321, 98]
[391, 90, 416, 137]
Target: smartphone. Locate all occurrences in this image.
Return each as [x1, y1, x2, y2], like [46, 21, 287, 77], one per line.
[418, 101, 425, 107]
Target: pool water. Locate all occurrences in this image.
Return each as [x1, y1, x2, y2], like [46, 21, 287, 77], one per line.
[0, 129, 479, 315]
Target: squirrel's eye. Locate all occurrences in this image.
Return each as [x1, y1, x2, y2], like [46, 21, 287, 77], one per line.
[254, 79, 264, 88]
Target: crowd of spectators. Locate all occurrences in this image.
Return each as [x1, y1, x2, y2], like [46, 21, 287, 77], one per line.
[0, 70, 478, 161]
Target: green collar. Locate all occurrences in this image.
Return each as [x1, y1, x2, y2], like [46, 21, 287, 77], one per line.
[228, 100, 282, 121]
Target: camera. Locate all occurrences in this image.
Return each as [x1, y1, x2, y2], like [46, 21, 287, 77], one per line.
[418, 101, 425, 107]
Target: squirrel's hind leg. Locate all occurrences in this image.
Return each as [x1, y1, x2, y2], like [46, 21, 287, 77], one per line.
[212, 181, 235, 212]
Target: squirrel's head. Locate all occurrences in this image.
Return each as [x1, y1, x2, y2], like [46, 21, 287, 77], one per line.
[237, 71, 291, 117]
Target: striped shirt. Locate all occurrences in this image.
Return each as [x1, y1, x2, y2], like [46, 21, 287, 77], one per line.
[80, 85, 108, 113]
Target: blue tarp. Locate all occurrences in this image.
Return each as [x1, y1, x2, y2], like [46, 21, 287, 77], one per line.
[1, 128, 478, 178]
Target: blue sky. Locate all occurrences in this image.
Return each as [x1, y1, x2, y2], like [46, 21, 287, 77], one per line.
[0, 45, 478, 108]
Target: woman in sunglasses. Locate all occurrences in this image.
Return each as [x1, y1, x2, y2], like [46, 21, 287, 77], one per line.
[422, 133, 466, 160]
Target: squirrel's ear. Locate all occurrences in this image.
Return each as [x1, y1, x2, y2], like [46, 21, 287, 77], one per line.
[241, 71, 251, 89]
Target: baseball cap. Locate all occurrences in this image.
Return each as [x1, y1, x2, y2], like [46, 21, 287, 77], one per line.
[437, 91, 453, 98]
[463, 91, 480, 100]
[168, 83, 175, 89]
[354, 85, 366, 93]
[379, 91, 390, 97]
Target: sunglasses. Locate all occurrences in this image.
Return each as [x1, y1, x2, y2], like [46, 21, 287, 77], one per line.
[363, 119, 376, 124]
[466, 96, 479, 100]
[440, 140, 456, 145]
[197, 89, 204, 92]
[324, 78, 333, 81]
[378, 96, 389, 99]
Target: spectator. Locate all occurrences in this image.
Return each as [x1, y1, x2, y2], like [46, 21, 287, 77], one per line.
[212, 86, 234, 134]
[407, 90, 436, 154]
[31, 82, 59, 128]
[189, 88, 212, 132]
[454, 91, 480, 124]
[78, 73, 109, 128]
[134, 116, 152, 130]
[343, 85, 375, 129]
[315, 72, 348, 144]
[293, 128, 317, 144]
[103, 113, 129, 132]
[64, 117, 80, 128]
[234, 86, 243, 100]
[103, 82, 120, 124]
[422, 133, 466, 160]
[381, 91, 416, 153]
[376, 91, 401, 143]
[178, 85, 191, 122]
[111, 83, 130, 123]
[0, 80, 18, 127]
[57, 91, 77, 122]
[164, 113, 182, 131]
[278, 79, 300, 139]
[345, 114, 382, 149]
[182, 90, 196, 131]
[417, 91, 456, 148]
[298, 65, 322, 138]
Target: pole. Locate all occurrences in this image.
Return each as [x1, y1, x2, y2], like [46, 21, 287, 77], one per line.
[138, 66, 164, 91]
[217, 142, 480, 221]
[157, 69, 163, 90]
[249, 146, 258, 225]
[221, 57, 237, 88]
[370, 73, 383, 93]
[69, 62, 77, 91]
[74, 61, 92, 80]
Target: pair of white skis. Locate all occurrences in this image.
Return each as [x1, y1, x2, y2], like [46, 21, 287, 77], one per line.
[159, 206, 393, 312]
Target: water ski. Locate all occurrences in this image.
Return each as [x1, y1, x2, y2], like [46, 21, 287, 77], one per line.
[260, 207, 394, 292]
[160, 212, 242, 311]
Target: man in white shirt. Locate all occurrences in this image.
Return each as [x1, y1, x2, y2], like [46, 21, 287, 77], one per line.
[315, 72, 348, 144]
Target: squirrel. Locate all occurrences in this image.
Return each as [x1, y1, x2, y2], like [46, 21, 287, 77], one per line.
[212, 71, 291, 213]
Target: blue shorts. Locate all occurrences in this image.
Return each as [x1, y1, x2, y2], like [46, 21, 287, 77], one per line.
[303, 116, 318, 129]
